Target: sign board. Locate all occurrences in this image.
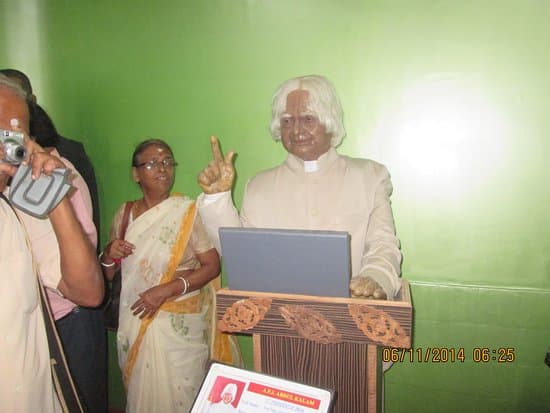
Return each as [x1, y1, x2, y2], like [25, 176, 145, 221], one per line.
[191, 362, 333, 413]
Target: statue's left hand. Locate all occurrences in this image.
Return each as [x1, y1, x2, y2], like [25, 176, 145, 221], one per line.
[349, 276, 387, 300]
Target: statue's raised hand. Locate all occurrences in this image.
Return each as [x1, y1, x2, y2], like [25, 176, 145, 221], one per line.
[197, 136, 236, 194]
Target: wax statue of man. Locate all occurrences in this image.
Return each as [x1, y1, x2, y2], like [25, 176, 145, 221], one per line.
[197, 75, 401, 300]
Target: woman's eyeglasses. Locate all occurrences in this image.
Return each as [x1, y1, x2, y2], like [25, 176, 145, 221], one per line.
[136, 158, 178, 171]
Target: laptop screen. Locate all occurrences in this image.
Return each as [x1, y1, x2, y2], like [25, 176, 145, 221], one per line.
[219, 227, 351, 298]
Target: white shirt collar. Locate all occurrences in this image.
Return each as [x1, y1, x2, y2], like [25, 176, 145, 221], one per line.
[285, 148, 338, 174]
[303, 160, 319, 173]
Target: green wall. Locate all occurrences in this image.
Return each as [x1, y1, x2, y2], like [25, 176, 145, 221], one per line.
[2, 1, 549, 411]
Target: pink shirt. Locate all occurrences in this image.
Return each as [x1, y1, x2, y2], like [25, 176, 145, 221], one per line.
[13, 151, 97, 319]
[48, 152, 97, 319]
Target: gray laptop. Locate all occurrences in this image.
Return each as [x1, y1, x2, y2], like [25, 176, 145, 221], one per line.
[219, 227, 351, 297]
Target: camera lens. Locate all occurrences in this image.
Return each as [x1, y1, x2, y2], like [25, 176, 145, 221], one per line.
[14, 147, 26, 160]
[3, 142, 26, 165]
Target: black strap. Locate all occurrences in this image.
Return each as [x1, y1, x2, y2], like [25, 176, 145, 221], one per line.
[37, 277, 86, 412]
[1, 192, 85, 412]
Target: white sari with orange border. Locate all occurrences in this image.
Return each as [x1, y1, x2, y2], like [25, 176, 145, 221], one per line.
[113, 195, 240, 413]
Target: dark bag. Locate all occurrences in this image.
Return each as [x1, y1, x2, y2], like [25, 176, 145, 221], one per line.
[103, 201, 133, 331]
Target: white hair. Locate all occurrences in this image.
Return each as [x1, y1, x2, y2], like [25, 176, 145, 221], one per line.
[269, 75, 346, 147]
[0, 74, 28, 100]
[222, 383, 238, 397]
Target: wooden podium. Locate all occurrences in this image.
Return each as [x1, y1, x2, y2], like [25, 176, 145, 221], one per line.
[216, 280, 412, 413]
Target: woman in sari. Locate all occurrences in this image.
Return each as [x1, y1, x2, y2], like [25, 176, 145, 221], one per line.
[100, 139, 239, 412]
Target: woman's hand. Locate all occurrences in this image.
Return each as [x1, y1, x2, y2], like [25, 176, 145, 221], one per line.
[131, 284, 172, 319]
[100, 239, 135, 280]
[103, 239, 135, 262]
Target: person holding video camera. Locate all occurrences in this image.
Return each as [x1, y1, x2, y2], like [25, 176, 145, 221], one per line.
[1, 69, 107, 413]
[0, 68, 101, 242]
[0, 74, 104, 412]
[0, 69, 108, 413]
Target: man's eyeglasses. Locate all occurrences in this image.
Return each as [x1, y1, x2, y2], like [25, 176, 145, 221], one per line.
[136, 158, 178, 171]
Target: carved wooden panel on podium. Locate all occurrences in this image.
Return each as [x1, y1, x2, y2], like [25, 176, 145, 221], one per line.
[216, 280, 412, 413]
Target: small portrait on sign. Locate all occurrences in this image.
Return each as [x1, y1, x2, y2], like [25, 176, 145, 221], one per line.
[203, 376, 245, 412]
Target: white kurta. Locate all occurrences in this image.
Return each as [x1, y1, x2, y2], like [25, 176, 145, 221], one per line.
[0, 200, 61, 412]
[198, 148, 402, 298]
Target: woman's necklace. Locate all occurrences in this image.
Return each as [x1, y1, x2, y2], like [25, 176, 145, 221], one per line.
[132, 198, 149, 220]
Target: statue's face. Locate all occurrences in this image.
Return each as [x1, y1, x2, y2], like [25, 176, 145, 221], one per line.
[222, 391, 234, 404]
[280, 89, 331, 161]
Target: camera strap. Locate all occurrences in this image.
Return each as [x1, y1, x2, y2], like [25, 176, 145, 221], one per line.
[0, 192, 85, 413]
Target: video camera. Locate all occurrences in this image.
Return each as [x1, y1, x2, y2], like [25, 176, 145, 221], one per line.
[0, 129, 71, 218]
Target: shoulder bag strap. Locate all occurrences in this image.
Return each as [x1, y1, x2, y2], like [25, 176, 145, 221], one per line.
[119, 201, 134, 240]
